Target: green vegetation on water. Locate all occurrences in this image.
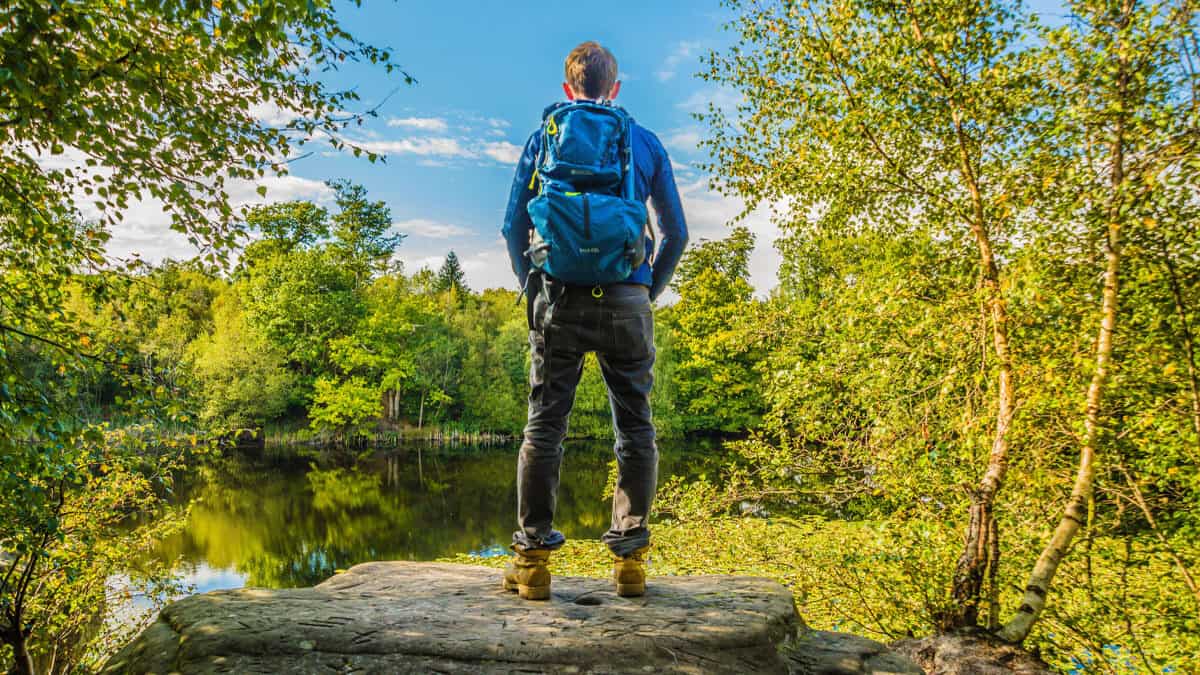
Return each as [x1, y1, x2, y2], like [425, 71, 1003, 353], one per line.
[448, 517, 1198, 674]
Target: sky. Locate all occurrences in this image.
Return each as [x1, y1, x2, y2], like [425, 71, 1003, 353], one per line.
[105, 0, 1068, 297]
[104, 0, 778, 297]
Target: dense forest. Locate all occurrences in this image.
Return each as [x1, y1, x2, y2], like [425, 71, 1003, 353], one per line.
[2, 0, 1199, 673]
[61, 180, 758, 442]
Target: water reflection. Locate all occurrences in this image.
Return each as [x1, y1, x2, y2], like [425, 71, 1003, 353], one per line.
[154, 440, 710, 592]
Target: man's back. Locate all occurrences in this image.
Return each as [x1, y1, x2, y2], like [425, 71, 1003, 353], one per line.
[502, 110, 688, 301]
[499, 41, 687, 604]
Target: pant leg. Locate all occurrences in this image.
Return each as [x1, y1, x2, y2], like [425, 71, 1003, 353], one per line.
[513, 290, 586, 551]
[595, 287, 657, 557]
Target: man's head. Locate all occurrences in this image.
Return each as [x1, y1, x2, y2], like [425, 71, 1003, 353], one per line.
[563, 41, 620, 101]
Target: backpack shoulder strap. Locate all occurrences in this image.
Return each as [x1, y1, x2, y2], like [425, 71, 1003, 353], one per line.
[526, 107, 561, 192]
[621, 113, 636, 202]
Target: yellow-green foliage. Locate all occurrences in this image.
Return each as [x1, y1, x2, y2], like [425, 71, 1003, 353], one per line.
[445, 517, 1198, 673]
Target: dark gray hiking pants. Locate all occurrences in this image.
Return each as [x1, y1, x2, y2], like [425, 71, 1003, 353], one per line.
[513, 276, 657, 557]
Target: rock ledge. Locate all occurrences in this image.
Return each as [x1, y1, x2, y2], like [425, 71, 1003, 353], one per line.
[103, 561, 921, 674]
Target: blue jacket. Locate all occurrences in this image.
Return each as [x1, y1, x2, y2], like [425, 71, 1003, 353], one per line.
[501, 105, 688, 301]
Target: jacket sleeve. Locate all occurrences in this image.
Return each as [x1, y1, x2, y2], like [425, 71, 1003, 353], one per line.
[647, 138, 689, 301]
[501, 131, 541, 287]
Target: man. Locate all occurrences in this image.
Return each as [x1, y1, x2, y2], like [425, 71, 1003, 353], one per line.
[500, 41, 688, 601]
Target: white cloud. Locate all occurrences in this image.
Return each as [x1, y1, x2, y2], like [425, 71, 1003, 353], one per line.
[676, 86, 743, 114]
[392, 218, 471, 239]
[487, 119, 512, 138]
[31, 137, 334, 264]
[100, 174, 334, 263]
[386, 116, 449, 133]
[248, 101, 298, 126]
[669, 177, 781, 299]
[670, 159, 695, 174]
[395, 239, 515, 293]
[346, 134, 521, 166]
[656, 41, 702, 82]
[102, 214, 194, 263]
[458, 248, 516, 291]
[664, 128, 703, 155]
[236, 174, 334, 204]
[334, 111, 525, 167]
[354, 136, 476, 159]
[480, 141, 522, 164]
[398, 254, 448, 275]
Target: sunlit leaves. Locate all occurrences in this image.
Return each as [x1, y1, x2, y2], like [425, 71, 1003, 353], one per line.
[0, 0, 405, 667]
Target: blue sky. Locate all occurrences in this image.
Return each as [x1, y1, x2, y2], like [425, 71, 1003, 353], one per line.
[109, 1, 767, 295]
[108, 0, 1068, 295]
[326, 1, 753, 292]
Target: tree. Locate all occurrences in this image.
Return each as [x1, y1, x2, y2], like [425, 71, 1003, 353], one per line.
[0, 1, 405, 670]
[705, 0, 1200, 651]
[1, 0, 406, 265]
[434, 251, 469, 296]
[705, 0, 1044, 631]
[453, 289, 527, 431]
[187, 290, 299, 428]
[998, 0, 1199, 642]
[328, 181, 404, 287]
[244, 201, 331, 257]
[308, 377, 380, 441]
[666, 228, 766, 433]
[326, 275, 428, 427]
[239, 247, 362, 379]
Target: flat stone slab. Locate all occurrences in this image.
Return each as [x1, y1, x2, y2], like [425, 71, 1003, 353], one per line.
[103, 561, 922, 674]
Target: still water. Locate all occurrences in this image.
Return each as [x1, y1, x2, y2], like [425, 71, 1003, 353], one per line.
[153, 439, 713, 595]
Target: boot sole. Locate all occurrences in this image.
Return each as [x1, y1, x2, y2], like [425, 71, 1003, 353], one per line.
[615, 582, 645, 597]
[518, 584, 551, 600]
[503, 578, 550, 600]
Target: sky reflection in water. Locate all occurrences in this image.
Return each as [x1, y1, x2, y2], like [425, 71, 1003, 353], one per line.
[154, 440, 710, 593]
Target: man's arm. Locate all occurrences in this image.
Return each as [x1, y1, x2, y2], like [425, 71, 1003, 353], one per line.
[501, 132, 541, 288]
[647, 140, 689, 301]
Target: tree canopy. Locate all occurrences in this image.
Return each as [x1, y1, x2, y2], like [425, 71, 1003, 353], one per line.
[0, 1, 408, 671]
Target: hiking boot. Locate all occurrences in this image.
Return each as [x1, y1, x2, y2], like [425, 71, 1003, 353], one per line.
[612, 546, 650, 597]
[502, 546, 552, 600]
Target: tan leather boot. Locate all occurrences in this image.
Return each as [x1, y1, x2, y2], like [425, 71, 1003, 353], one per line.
[612, 546, 650, 597]
[502, 546, 552, 600]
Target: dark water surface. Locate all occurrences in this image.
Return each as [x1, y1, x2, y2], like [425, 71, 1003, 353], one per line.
[154, 439, 715, 595]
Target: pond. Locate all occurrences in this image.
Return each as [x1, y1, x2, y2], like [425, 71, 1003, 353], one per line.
[151, 438, 719, 595]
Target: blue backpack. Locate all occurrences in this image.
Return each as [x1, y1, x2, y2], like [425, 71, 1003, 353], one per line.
[525, 101, 649, 286]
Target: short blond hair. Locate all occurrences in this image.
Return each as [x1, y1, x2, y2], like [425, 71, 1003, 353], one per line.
[564, 41, 618, 99]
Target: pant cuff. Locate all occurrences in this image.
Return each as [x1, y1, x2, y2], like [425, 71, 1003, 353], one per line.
[512, 529, 566, 552]
[601, 531, 650, 557]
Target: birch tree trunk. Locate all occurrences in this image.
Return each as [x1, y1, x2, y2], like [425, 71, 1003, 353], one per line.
[902, 9, 1018, 629]
[998, 213, 1119, 641]
[999, 62, 1128, 639]
[947, 219, 1015, 630]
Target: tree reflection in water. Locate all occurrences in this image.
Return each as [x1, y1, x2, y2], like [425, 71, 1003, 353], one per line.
[153, 440, 709, 591]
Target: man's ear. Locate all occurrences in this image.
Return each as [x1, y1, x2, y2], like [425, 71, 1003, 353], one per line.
[609, 81, 621, 100]
[562, 82, 576, 100]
